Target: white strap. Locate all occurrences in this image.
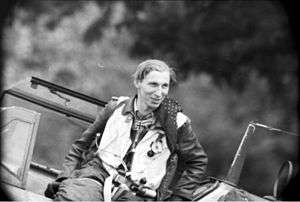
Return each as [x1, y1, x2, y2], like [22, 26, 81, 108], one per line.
[103, 175, 113, 202]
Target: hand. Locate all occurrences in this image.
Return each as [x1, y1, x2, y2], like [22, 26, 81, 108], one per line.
[44, 181, 61, 199]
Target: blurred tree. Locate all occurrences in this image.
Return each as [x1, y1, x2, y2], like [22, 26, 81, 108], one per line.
[121, 1, 297, 94]
[12, 0, 297, 101]
[13, 0, 84, 28]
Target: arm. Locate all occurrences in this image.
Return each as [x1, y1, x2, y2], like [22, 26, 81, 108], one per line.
[56, 100, 118, 181]
[171, 115, 208, 200]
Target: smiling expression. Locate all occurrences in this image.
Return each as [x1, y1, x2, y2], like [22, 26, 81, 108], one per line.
[135, 70, 170, 114]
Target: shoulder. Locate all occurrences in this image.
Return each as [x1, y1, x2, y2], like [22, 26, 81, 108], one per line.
[106, 96, 130, 108]
[176, 112, 190, 128]
[111, 96, 130, 105]
[99, 96, 130, 117]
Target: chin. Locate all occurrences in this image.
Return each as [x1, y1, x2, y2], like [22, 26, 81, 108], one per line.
[148, 102, 161, 110]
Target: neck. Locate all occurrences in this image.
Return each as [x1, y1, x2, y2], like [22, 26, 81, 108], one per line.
[135, 97, 152, 115]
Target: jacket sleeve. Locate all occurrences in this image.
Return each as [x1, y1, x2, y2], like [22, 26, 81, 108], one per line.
[172, 118, 208, 200]
[56, 100, 118, 181]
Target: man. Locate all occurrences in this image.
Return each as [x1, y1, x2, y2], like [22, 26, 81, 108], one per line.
[45, 59, 208, 201]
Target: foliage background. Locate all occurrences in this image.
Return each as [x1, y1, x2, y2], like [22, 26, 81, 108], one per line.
[2, 0, 298, 196]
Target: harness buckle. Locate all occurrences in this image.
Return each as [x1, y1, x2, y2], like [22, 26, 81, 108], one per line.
[112, 173, 156, 199]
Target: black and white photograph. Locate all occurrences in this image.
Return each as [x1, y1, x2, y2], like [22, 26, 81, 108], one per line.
[0, 0, 298, 201]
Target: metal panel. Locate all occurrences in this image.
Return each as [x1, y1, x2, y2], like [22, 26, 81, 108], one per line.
[1, 106, 40, 189]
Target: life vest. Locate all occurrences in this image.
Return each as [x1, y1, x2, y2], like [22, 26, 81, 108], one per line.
[96, 97, 188, 190]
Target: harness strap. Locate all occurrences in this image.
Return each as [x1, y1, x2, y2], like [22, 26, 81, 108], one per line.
[103, 175, 114, 202]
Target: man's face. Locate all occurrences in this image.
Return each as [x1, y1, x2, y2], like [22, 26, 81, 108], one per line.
[135, 70, 170, 112]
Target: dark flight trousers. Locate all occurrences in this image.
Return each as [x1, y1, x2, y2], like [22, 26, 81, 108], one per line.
[53, 158, 146, 201]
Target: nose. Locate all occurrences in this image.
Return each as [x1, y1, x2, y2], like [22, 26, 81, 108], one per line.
[154, 89, 162, 97]
[153, 86, 166, 98]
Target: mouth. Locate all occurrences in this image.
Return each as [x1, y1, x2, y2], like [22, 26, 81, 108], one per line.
[150, 98, 161, 104]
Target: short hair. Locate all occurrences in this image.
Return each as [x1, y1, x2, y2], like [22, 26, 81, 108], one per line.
[133, 59, 176, 85]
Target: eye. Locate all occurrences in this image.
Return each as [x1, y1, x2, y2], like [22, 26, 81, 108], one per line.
[149, 82, 158, 87]
[162, 83, 169, 89]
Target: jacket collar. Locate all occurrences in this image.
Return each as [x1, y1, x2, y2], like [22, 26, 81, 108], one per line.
[121, 95, 159, 125]
[121, 96, 179, 152]
[121, 95, 136, 115]
[121, 95, 167, 117]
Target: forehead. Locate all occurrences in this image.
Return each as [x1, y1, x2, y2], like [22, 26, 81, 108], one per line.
[143, 70, 170, 83]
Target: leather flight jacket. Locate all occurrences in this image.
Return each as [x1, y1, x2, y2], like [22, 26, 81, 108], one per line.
[56, 96, 208, 201]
